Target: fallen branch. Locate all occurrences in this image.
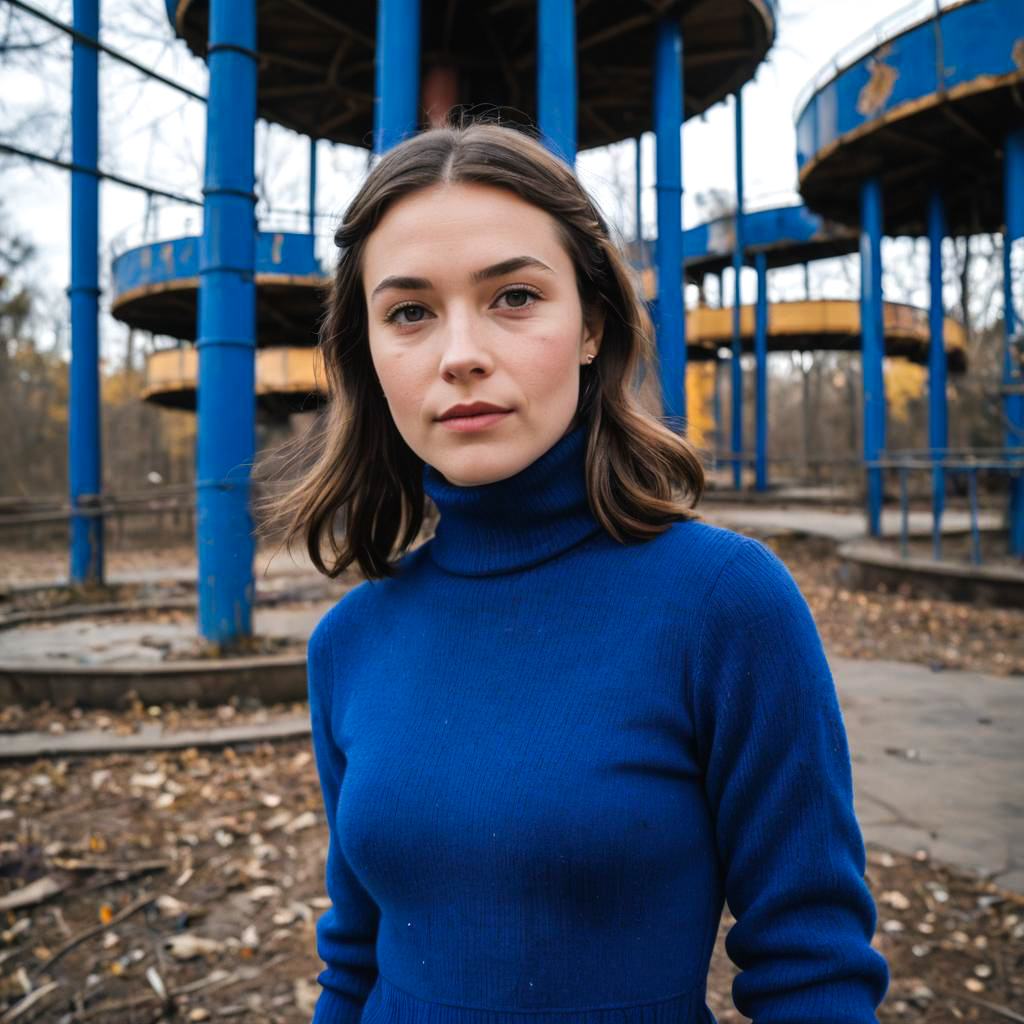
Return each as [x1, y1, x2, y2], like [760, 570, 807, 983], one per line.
[957, 993, 1024, 1024]
[49, 857, 171, 874]
[31, 891, 157, 979]
[0, 875, 67, 912]
[73, 988, 161, 1022]
[0, 980, 64, 1023]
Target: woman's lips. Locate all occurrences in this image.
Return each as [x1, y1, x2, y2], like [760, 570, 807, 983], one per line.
[438, 410, 512, 432]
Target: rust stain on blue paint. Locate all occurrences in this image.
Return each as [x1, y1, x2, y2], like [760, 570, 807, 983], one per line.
[858, 46, 899, 118]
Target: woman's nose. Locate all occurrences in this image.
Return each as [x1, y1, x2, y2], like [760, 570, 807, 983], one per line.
[437, 310, 494, 382]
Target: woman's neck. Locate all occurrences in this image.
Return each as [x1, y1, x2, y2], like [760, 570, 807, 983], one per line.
[421, 424, 603, 576]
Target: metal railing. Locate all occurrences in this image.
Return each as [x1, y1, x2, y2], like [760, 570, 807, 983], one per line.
[704, 451, 866, 493]
[792, 0, 964, 120]
[867, 450, 1024, 565]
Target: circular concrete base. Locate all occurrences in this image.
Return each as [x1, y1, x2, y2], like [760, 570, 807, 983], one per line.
[0, 585, 342, 709]
[838, 537, 1024, 608]
[0, 655, 308, 710]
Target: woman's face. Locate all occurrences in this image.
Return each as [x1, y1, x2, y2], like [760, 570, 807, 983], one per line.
[362, 180, 603, 486]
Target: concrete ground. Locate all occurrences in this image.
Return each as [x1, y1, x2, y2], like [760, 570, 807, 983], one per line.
[0, 600, 332, 665]
[833, 655, 1024, 894]
[702, 504, 1004, 543]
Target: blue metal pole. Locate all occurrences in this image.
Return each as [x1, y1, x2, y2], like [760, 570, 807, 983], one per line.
[653, 17, 685, 429]
[69, 0, 104, 587]
[635, 135, 643, 246]
[374, 0, 420, 154]
[859, 176, 886, 537]
[712, 354, 722, 462]
[196, 0, 258, 648]
[927, 185, 948, 560]
[968, 468, 981, 565]
[754, 249, 767, 491]
[899, 464, 909, 559]
[1004, 126, 1024, 555]
[731, 89, 745, 489]
[309, 136, 317, 262]
[538, 0, 576, 164]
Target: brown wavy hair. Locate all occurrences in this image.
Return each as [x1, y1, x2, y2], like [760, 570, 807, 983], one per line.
[257, 116, 705, 580]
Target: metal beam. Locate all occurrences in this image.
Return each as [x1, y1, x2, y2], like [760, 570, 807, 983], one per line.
[754, 250, 767, 491]
[68, 0, 104, 587]
[731, 89, 744, 489]
[860, 176, 886, 537]
[653, 16, 685, 430]
[196, 0, 258, 648]
[927, 185, 948, 559]
[538, 0, 576, 164]
[374, 0, 420, 154]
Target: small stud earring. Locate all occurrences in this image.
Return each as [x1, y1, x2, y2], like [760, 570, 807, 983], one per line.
[585, 353, 595, 364]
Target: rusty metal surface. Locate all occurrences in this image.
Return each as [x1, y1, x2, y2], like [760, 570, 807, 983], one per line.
[167, 0, 777, 150]
[794, 0, 1024, 234]
[111, 233, 327, 346]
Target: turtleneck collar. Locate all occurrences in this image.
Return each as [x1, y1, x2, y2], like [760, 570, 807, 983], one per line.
[421, 423, 604, 576]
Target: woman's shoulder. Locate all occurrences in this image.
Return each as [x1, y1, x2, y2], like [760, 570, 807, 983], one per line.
[638, 517, 807, 620]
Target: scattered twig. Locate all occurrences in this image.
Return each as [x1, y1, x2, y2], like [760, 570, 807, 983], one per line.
[0, 980, 64, 1023]
[50, 856, 171, 874]
[73, 987, 160, 1022]
[0, 874, 66, 911]
[957, 992, 1024, 1024]
[31, 891, 157, 979]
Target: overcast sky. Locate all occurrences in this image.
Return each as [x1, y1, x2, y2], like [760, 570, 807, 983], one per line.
[0, 0, 940, 365]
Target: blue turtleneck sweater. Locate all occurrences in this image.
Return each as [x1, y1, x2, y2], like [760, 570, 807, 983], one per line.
[306, 424, 889, 1024]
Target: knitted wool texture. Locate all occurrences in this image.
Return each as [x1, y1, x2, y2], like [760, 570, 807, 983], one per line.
[306, 422, 889, 1024]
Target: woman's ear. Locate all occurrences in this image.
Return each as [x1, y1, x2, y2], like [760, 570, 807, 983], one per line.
[582, 304, 605, 356]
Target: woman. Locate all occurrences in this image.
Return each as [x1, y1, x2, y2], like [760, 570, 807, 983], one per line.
[273, 119, 889, 1024]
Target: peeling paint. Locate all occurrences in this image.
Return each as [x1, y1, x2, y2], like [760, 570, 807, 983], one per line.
[1013, 38, 1024, 72]
[857, 46, 900, 118]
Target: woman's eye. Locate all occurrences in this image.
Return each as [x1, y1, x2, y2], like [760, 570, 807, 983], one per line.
[497, 287, 538, 309]
[385, 303, 428, 325]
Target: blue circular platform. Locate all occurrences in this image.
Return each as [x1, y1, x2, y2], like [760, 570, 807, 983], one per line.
[794, 0, 1023, 233]
[166, 0, 777, 150]
[111, 232, 327, 346]
[680, 203, 860, 279]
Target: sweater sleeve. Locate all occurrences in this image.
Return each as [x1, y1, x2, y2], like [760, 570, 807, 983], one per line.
[307, 611, 381, 1024]
[690, 536, 889, 1023]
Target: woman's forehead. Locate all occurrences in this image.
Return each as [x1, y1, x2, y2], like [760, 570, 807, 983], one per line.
[363, 183, 569, 284]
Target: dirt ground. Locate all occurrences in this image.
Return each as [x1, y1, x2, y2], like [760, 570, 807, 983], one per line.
[1, 539, 1022, 1021]
[0, 735, 1021, 1023]
[757, 533, 1024, 679]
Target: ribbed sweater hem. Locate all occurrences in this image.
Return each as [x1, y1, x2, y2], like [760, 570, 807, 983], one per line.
[360, 975, 714, 1024]
[313, 987, 372, 1024]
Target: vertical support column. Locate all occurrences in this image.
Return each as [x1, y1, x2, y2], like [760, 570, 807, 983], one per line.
[653, 18, 685, 429]
[927, 185, 948, 558]
[309, 137, 317, 256]
[712, 354, 722, 462]
[860, 176, 886, 537]
[69, 0, 104, 587]
[374, 0, 420, 154]
[1004, 127, 1024, 555]
[754, 250, 768, 492]
[197, 0, 258, 648]
[730, 89, 745, 489]
[538, 0, 576, 164]
[635, 135, 643, 248]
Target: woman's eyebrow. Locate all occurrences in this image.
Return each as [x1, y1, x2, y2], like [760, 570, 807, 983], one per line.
[370, 255, 554, 301]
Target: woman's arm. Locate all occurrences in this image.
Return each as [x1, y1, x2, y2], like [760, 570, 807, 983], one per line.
[690, 535, 890, 1023]
[308, 611, 381, 1024]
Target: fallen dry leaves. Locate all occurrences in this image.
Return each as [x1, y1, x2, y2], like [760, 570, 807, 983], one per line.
[0, 736, 1019, 1023]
